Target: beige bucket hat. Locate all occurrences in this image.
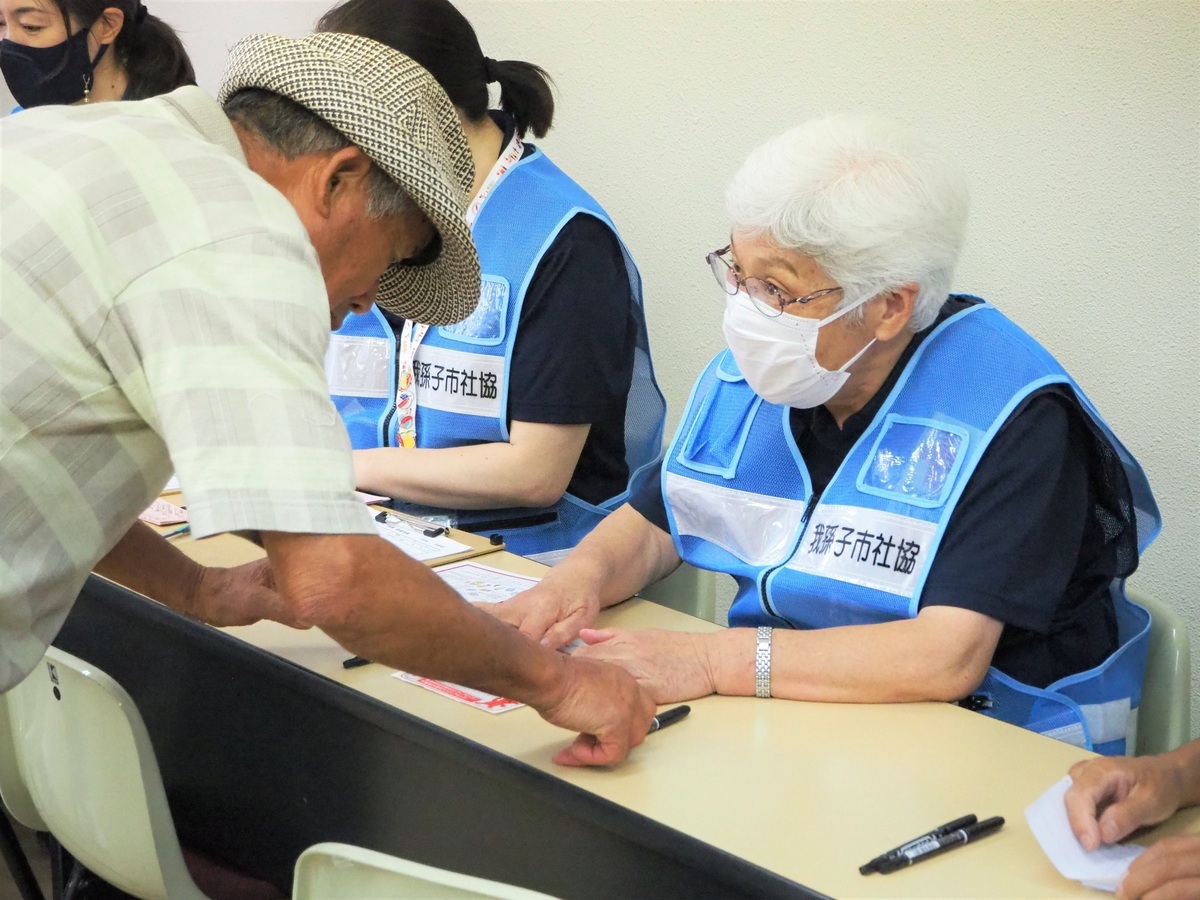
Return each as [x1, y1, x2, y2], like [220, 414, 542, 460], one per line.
[218, 32, 480, 325]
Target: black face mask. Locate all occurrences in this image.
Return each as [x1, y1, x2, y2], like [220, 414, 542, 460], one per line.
[0, 27, 108, 108]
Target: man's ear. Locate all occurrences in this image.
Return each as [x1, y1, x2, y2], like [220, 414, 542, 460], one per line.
[872, 283, 918, 341]
[313, 145, 374, 219]
[90, 7, 125, 47]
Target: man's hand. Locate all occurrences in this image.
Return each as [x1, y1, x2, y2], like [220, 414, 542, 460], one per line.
[536, 654, 656, 767]
[1066, 755, 1185, 850]
[184, 558, 300, 628]
[482, 582, 600, 649]
[1117, 834, 1200, 900]
[575, 628, 717, 705]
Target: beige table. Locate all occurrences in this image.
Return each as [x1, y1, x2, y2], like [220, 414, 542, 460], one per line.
[72, 529, 1198, 897]
[200, 543, 1196, 899]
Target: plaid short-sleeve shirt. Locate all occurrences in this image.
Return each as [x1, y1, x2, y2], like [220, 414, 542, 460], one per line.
[0, 87, 374, 690]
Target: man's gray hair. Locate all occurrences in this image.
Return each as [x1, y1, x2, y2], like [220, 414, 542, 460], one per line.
[223, 88, 412, 220]
[724, 114, 970, 332]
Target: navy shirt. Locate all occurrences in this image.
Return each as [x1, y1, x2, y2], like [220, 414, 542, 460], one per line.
[631, 297, 1125, 688]
[384, 112, 634, 505]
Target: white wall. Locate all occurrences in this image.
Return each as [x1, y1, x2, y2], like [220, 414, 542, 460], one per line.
[11, 0, 1197, 733]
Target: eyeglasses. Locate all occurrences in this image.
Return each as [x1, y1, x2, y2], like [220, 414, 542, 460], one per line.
[706, 245, 844, 318]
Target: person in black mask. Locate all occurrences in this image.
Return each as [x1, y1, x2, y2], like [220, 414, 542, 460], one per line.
[0, 0, 194, 109]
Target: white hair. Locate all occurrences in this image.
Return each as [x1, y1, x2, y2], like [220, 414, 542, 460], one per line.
[724, 113, 970, 331]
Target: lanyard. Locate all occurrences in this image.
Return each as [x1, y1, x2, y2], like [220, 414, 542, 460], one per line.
[394, 131, 524, 448]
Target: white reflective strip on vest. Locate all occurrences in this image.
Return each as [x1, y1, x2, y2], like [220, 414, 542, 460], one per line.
[664, 472, 809, 566]
[326, 335, 392, 398]
[1042, 721, 1089, 748]
[1080, 697, 1134, 747]
[1124, 706, 1139, 756]
[413, 344, 504, 419]
[784, 504, 939, 598]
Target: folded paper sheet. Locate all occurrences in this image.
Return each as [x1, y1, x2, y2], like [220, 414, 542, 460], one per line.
[1025, 776, 1145, 892]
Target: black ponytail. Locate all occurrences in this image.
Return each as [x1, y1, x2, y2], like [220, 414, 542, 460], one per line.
[487, 58, 554, 139]
[117, 7, 197, 100]
[318, 0, 555, 138]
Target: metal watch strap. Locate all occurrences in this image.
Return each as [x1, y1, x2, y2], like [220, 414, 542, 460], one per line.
[755, 626, 773, 698]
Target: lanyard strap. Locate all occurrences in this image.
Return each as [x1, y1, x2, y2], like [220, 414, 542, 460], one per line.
[395, 131, 525, 448]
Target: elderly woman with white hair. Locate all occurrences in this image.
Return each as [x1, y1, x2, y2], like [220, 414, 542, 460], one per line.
[486, 114, 1160, 755]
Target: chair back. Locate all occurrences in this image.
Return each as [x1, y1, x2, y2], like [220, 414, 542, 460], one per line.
[5, 647, 206, 900]
[0, 696, 46, 832]
[640, 561, 718, 623]
[1128, 588, 1192, 755]
[294, 842, 559, 899]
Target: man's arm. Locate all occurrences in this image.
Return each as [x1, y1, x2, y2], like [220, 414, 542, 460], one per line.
[482, 503, 682, 648]
[94, 521, 294, 627]
[97, 523, 655, 765]
[262, 530, 655, 766]
[353, 420, 589, 509]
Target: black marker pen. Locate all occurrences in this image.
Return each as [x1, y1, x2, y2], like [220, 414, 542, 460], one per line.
[649, 705, 690, 732]
[860, 814, 978, 874]
[875, 816, 1005, 874]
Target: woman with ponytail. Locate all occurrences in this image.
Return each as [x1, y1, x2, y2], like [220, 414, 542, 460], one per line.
[321, 0, 665, 563]
[0, 0, 194, 108]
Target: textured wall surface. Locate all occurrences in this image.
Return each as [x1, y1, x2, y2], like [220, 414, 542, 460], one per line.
[13, 0, 1195, 735]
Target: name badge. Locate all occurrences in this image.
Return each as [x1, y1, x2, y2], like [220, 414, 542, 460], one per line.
[326, 335, 392, 398]
[413, 344, 504, 419]
[786, 504, 938, 597]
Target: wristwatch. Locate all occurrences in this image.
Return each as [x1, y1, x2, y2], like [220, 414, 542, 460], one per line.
[755, 626, 773, 698]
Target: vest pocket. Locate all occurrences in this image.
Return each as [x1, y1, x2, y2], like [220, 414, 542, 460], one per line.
[326, 334, 393, 398]
[856, 414, 969, 508]
[676, 375, 762, 480]
[437, 275, 509, 346]
[665, 472, 809, 566]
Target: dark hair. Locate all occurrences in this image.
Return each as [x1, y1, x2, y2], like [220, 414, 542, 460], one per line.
[53, 0, 196, 100]
[317, 0, 555, 138]
[223, 88, 412, 220]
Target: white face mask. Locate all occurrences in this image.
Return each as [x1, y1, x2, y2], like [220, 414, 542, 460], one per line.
[722, 291, 876, 408]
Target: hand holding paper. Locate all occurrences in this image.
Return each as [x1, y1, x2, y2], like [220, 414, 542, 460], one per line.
[1065, 754, 1187, 850]
[1026, 775, 1145, 893]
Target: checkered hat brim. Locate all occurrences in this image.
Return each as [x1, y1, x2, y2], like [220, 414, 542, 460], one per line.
[218, 32, 480, 325]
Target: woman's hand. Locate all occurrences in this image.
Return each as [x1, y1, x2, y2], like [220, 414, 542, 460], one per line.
[481, 581, 600, 649]
[575, 628, 717, 704]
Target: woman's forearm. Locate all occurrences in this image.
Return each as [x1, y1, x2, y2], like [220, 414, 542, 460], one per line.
[353, 421, 589, 509]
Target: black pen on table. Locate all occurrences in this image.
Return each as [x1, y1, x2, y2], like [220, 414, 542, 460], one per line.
[649, 705, 690, 733]
[342, 656, 371, 669]
[873, 816, 1005, 874]
[859, 813, 977, 874]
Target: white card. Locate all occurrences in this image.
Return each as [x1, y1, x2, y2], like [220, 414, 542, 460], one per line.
[392, 672, 524, 714]
[140, 497, 188, 526]
[374, 516, 471, 562]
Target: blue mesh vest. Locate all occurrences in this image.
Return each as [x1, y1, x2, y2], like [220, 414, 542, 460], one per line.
[327, 149, 665, 559]
[663, 299, 1159, 754]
